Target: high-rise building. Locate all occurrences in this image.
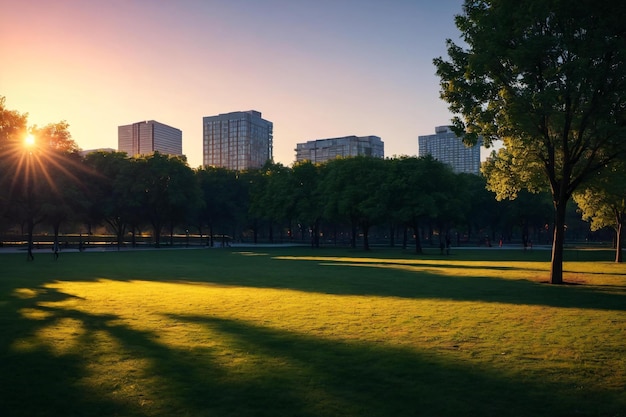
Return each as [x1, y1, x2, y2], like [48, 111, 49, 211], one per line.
[418, 126, 481, 174]
[203, 110, 273, 170]
[118, 120, 182, 157]
[295, 135, 384, 163]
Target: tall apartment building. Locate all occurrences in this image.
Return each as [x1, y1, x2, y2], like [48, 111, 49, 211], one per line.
[118, 120, 182, 157]
[418, 126, 481, 174]
[295, 135, 384, 163]
[203, 110, 273, 170]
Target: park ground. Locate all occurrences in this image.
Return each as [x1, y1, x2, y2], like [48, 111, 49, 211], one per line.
[1, 245, 625, 416]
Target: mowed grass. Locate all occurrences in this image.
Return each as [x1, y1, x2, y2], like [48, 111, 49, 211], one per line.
[1, 246, 625, 417]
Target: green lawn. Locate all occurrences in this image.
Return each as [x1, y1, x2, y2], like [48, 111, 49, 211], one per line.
[1, 246, 625, 416]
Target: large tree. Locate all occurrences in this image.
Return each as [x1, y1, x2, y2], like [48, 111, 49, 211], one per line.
[434, 0, 626, 283]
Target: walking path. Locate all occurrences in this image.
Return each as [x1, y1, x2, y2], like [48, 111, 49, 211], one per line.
[0, 242, 553, 254]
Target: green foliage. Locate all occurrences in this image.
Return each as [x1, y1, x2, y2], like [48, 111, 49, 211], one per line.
[434, 0, 626, 283]
[195, 166, 243, 242]
[320, 157, 389, 249]
[574, 160, 626, 261]
[575, 161, 626, 232]
[131, 153, 200, 246]
[0, 98, 83, 257]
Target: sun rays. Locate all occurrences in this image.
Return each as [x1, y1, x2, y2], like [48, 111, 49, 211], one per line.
[2, 131, 91, 201]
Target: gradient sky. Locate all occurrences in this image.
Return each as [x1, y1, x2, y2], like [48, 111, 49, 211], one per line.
[1, 0, 468, 168]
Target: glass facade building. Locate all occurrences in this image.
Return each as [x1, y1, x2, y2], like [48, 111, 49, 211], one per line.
[118, 120, 182, 157]
[295, 135, 384, 163]
[418, 126, 481, 174]
[203, 111, 273, 170]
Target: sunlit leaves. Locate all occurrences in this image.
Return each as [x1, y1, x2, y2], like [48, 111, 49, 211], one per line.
[434, 0, 626, 283]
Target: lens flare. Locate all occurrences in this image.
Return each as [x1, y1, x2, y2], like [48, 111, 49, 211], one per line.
[24, 134, 35, 147]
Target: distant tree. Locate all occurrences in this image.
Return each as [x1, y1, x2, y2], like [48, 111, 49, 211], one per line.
[0, 114, 81, 258]
[132, 153, 199, 247]
[455, 173, 500, 243]
[250, 162, 292, 243]
[321, 157, 387, 250]
[239, 169, 263, 244]
[196, 167, 244, 246]
[83, 151, 134, 249]
[574, 160, 626, 262]
[434, 0, 626, 283]
[0, 97, 29, 237]
[389, 156, 457, 253]
[291, 161, 323, 247]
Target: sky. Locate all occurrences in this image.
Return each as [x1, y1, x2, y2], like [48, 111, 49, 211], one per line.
[1, 0, 471, 168]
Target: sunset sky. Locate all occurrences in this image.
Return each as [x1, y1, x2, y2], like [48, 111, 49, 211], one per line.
[1, 0, 468, 168]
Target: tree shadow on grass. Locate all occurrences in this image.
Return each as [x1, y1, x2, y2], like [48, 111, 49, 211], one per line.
[167, 313, 624, 417]
[2, 264, 626, 417]
[2, 249, 625, 313]
[0, 288, 143, 417]
[2, 279, 623, 417]
[261, 256, 626, 311]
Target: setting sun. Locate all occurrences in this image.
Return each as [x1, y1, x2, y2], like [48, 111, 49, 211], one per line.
[24, 133, 35, 147]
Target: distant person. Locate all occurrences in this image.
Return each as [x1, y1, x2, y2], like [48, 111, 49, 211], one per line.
[53, 241, 59, 260]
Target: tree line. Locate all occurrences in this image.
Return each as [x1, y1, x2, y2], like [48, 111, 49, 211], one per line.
[0, 97, 610, 254]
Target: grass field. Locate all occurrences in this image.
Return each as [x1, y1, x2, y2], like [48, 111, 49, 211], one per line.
[1, 246, 625, 416]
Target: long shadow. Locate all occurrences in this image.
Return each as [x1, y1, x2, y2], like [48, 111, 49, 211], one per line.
[1, 284, 310, 417]
[3, 277, 623, 417]
[282, 258, 626, 310]
[169, 314, 625, 417]
[222, 254, 626, 312]
[2, 248, 625, 313]
[0, 285, 144, 417]
[2, 254, 626, 416]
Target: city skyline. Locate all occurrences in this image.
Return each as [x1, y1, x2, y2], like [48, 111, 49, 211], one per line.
[1, 0, 469, 168]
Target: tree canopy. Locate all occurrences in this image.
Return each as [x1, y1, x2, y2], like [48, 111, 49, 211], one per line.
[574, 159, 626, 262]
[434, 0, 626, 283]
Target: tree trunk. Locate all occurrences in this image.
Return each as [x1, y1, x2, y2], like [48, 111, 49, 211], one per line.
[269, 222, 274, 244]
[412, 220, 423, 254]
[153, 224, 161, 248]
[550, 199, 567, 284]
[615, 213, 623, 263]
[363, 223, 370, 251]
[350, 221, 357, 249]
[26, 218, 34, 261]
[402, 227, 408, 250]
[116, 224, 125, 250]
[311, 219, 320, 248]
[53, 222, 61, 250]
